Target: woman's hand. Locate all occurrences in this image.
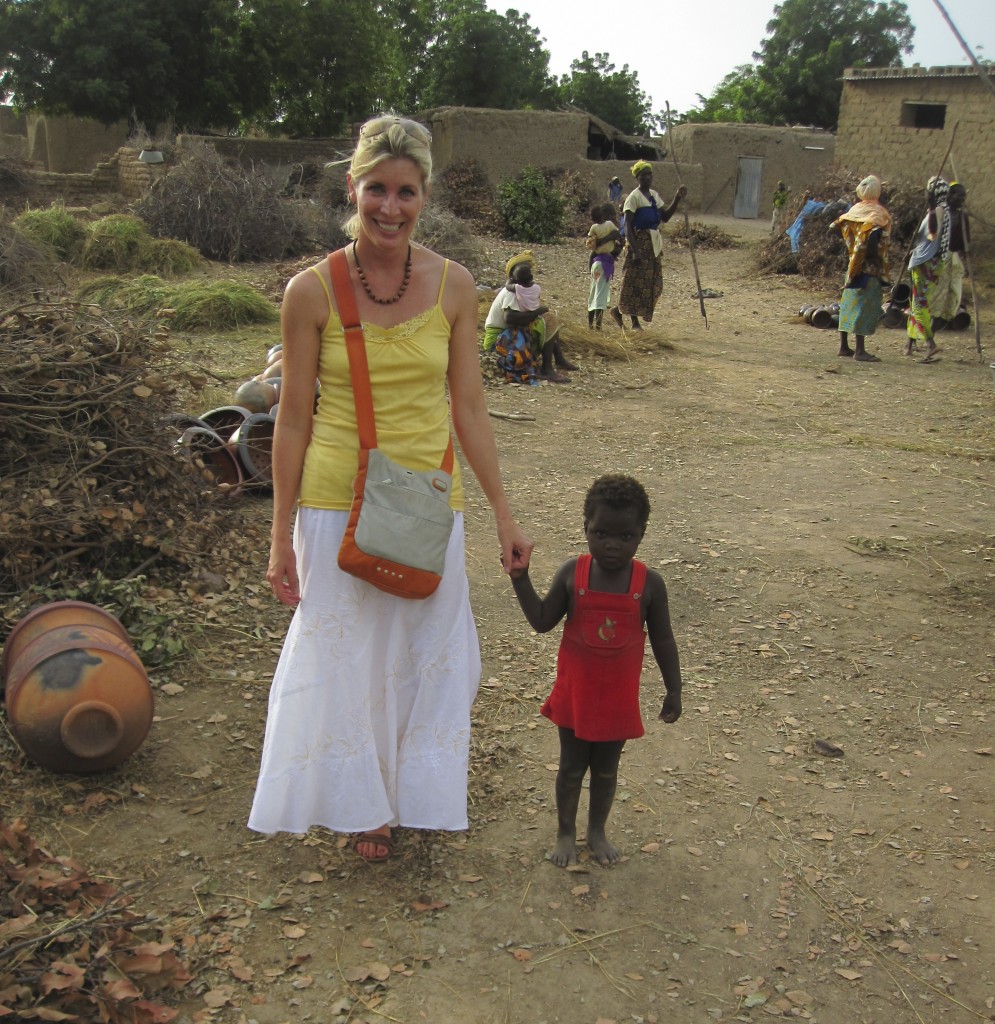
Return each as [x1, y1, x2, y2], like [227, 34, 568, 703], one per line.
[267, 534, 301, 606]
[497, 516, 534, 575]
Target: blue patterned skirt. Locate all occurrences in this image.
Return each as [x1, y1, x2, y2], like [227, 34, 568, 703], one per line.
[838, 277, 883, 336]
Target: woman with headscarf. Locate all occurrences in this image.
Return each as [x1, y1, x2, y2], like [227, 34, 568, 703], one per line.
[905, 177, 970, 362]
[609, 161, 687, 331]
[831, 175, 892, 363]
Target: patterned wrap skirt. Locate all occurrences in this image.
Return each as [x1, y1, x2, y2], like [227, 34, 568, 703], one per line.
[838, 276, 884, 337]
[248, 508, 481, 835]
[617, 229, 662, 321]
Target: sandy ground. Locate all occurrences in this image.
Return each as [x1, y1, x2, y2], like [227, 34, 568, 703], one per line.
[2, 214, 993, 1024]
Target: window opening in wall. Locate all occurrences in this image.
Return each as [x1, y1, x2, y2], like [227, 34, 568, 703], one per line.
[900, 102, 946, 129]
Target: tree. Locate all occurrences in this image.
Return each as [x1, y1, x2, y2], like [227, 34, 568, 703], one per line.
[0, 0, 250, 130]
[686, 0, 914, 128]
[558, 52, 657, 135]
[241, 0, 392, 136]
[420, 7, 556, 110]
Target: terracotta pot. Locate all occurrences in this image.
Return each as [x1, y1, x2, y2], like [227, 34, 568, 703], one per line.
[158, 413, 213, 439]
[950, 308, 971, 331]
[2, 600, 130, 689]
[231, 413, 276, 488]
[177, 427, 244, 495]
[2, 607, 153, 773]
[799, 304, 814, 319]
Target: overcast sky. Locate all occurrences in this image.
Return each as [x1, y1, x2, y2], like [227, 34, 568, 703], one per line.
[488, 0, 993, 120]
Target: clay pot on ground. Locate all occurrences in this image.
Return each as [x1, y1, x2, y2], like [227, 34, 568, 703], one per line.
[2, 602, 154, 773]
[233, 380, 279, 414]
[231, 412, 276, 489]
[176, 426, 244, 495]
[809, 307, 834, 329]
[198, 405, 253, 441]
[880, 304, 907, 328]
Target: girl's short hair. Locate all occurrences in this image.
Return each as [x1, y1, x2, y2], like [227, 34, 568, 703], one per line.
[583, 474, 651, 528]
[344, 116, 433, 238]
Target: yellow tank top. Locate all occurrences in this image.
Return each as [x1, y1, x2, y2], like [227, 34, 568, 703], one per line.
[299, 259, 464, 511]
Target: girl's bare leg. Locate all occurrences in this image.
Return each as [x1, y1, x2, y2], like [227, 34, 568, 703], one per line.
[587, 740, 625, 864]
[551, 727, 589, 866]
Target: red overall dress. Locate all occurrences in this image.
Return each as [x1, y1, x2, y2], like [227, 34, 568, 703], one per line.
[540, 555, 647, 742]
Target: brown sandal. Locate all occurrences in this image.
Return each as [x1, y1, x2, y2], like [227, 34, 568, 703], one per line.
[352, 830, 393, 862]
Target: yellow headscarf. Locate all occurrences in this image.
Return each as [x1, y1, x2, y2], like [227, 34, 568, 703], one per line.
[505, 251, 534, 279]
[630, 160, 652, 177]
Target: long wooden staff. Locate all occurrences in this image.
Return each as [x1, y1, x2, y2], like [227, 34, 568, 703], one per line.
[950, 155, 983, 360]
[665, 102, 707, 328]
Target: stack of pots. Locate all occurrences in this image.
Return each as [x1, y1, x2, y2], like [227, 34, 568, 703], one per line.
[799, 303, 840, 330]
[163, 404, 276, 495]
[1, 601, 154, 773]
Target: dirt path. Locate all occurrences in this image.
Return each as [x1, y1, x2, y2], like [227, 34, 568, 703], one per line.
[2, 219, 993, 1024]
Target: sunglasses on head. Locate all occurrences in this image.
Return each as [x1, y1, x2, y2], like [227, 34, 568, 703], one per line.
[360, 117, 432, 144]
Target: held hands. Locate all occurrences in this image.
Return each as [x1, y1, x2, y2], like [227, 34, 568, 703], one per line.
[659, 691, 682, 723]
[497, 517, 533, 576]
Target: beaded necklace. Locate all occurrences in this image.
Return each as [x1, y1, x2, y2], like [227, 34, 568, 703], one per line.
[352, 240, 412, 305]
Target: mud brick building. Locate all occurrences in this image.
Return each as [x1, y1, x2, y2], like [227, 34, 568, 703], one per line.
[835, 65, 995, 236]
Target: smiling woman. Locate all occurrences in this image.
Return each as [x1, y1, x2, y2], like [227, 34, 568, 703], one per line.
[248, 114, 533, 864]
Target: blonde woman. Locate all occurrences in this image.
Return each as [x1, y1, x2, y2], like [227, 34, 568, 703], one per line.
[250, 115, 533, 861]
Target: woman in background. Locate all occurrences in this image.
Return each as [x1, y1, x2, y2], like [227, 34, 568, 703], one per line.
[831, 174, 891, 363]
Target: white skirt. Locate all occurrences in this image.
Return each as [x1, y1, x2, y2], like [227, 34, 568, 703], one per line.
[248, 508, 480, 835]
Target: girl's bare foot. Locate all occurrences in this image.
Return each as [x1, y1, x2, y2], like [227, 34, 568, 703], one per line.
[549, 835, 578, 867]
[587, 827, 621, 865]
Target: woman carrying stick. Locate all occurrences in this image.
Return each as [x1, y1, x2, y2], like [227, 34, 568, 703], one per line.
[609, 161, 686, 331]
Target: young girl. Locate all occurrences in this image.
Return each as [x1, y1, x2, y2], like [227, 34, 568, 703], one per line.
[510, 474, 683, 867]
[586, 204, 622, 330]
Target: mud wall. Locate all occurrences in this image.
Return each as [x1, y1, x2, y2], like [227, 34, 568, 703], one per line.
[670, 123, 835, 218]
[836, 67, 995, 230]
[25, 114, 129, 173]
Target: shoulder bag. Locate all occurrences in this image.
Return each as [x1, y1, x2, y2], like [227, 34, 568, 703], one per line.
[327, 248, 454, 599]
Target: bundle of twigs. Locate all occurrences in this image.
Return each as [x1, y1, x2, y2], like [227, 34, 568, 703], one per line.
[757, 168, 929, 286]
[0, 298, 236, 595]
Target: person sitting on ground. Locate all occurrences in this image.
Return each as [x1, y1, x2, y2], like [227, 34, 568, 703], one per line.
[513, 262, 543, 314]
[482, 253, 577, 382]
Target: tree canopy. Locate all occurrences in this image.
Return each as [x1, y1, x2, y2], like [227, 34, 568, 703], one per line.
[685, 0, 915, 128]
[0, 0, 672, 137]
[0, 0, 247, 129]
[558, 52, 657, 135]
[418, 7, 557, 110]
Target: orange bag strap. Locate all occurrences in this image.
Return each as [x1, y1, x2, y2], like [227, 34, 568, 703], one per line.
[327, 249, 454, 473]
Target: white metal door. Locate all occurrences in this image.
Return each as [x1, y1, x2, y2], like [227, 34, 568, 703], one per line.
[733, 157, 763, 218]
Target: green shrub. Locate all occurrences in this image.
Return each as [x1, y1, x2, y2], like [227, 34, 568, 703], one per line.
[14, 204, 88, 261]
[0, 215, 58, 294]
[496, 165, 565, 244]
[138, 237, 201, 275]
[79, 215, 150, 271]
[76, 276, 277, 330]
[169, 281, 278, 329]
